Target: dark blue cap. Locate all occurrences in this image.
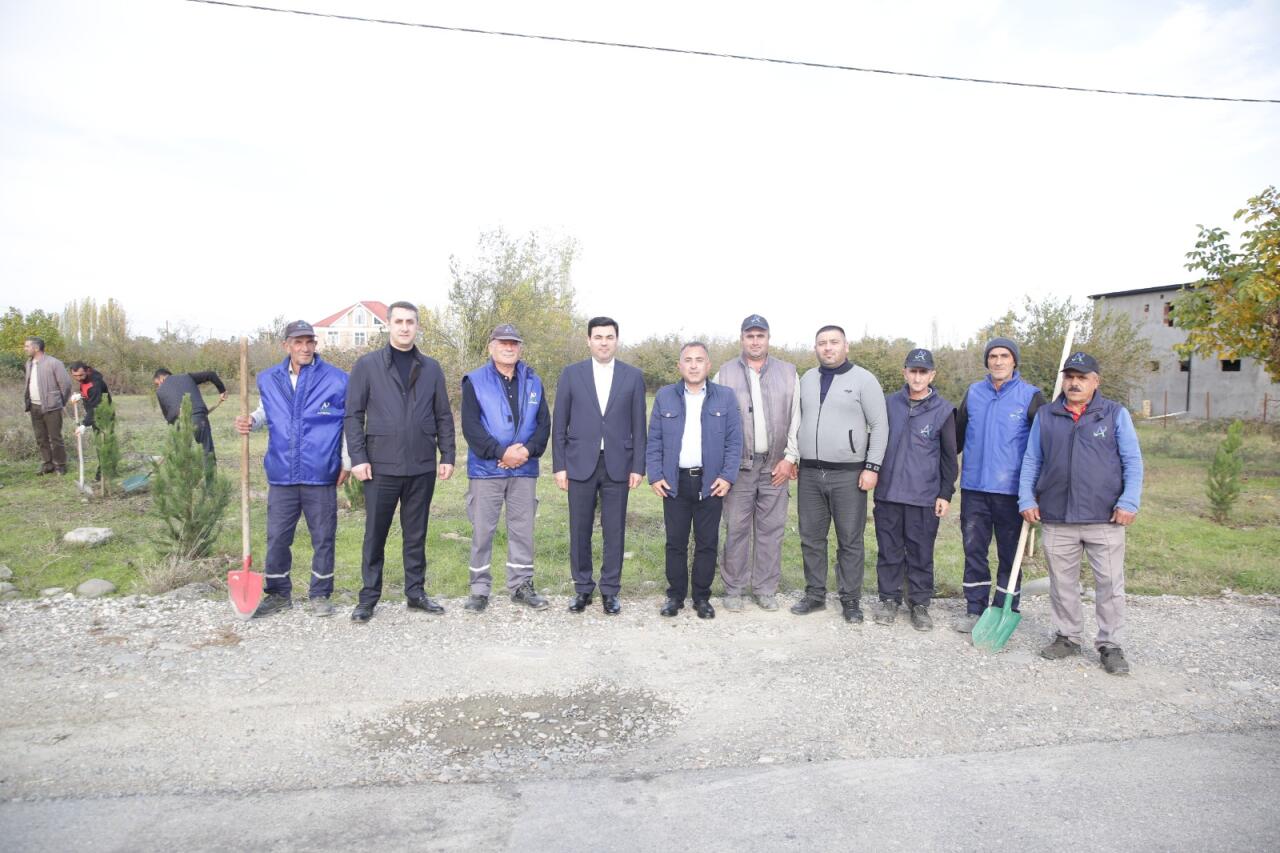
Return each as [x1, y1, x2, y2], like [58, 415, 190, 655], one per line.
[741, 314, 769, 332]
[904, 348, 935, 369]
[283, 320, 315, 339]
[489, 323, 524, 343]
[1061, 351, 1100, 374]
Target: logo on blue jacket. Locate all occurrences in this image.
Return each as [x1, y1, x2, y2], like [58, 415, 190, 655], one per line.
[319, 401, 333, 415]
[1093, 424, 1108, 439]
[1009, 407, 1024, 420]
[919, 424, 932, 437]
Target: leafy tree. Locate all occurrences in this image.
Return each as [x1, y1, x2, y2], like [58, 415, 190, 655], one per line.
[151, 397, 231, 558]
[61, 297, 129, 345]
[1172, 186, 1280, 381]
[1207, 420, 1245, 523]
[93, 397, 122, 494]
[0, 307, 65, 358]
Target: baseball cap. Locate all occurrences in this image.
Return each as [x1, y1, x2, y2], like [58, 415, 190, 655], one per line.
[284, 320, 315, 339]
[904, 348, 935, 369]
[1061, 351, 1100, 374]
[741, 314, 769, 333]
[489, 323, 524, 343]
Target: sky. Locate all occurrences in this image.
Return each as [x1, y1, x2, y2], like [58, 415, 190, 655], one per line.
[1, 0, 1278, 349]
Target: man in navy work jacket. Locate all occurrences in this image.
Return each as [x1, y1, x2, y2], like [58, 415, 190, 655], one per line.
[460, 323, 551, 614]
[872, 348, 958, 631]
[1019, 352, 1143, 676]
[646, 342, 742, 619]
[952, 337, 1046, 633]
[235, 320, 350, 618]
[153, 367, 228, 460]
[345, 301, 456, 623]
[552, 317, 647, 616]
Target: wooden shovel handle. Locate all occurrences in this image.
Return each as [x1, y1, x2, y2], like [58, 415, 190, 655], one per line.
[240, 337, 250, 562]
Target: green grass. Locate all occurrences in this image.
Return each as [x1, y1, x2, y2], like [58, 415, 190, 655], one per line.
[0, 394, 1276, 598]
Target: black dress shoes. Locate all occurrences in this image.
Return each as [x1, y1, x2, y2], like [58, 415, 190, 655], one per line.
[568, 593, 592, 613]
[407, 595, 446, 614]
[659, 598, 683, 617]
[693, 599, 715, 619]
[841, 599, 864, 624]
[790, 595, 827, 615]
[601, 594, 621, 615]
[350, 603, 374, 623]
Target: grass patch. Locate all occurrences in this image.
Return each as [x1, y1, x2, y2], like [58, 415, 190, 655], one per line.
[0, 393, 1275, 598]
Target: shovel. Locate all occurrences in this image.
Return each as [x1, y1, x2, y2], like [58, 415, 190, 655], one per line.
[971, 320, 1077, 652]
[71, 402, 93, 496]
[226, 336, 262, 619]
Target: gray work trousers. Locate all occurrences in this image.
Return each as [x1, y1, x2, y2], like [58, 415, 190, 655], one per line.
[30, 409, 67, 472]
[797, 467, 867, 601]
[1041, 522, 1127, 650]
[720, 454, 789, 596]
[466, 476, 538, 596]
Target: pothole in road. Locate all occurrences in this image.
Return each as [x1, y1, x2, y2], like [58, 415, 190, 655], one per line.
[349, 683, 677, 781]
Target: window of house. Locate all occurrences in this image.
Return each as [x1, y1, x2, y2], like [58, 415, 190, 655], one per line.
[1163, 303, 1174, 327]
[354, 331, 366, 347]
[1179, 360, 1190, 373]
[372, 315, 383, 326]
[327, 331, 339, 346]
[353, 310, 365, 326]
[1221, 359, 1241, 372]
[1149, 361, 1160, 372]
[1143, 303, 1150, 315]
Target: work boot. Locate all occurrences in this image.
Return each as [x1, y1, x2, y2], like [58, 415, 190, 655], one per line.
[406, 595, 445, 614]
[464, 594, 489, 613]
[1040, 634, 1083, 660]
[873, 600, 899, 625]
[308, 596, 335, 618]
[840, 599, 864, 624]
[952, 613, 980, 633]
[790, 595, 827, 615]
[909, 604, 933, 632]
[1100, 646, 1130, 676]
[755, 593, 778, 612]
[350, 603, 374, 623]
[252, 593, 292, 619]
[511, 581, 548, 610]
[722, 594, 745, 613]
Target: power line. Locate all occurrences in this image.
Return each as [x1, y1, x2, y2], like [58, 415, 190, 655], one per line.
[185, 0, 1280, 104]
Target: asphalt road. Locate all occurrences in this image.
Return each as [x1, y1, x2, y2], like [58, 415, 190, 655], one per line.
[3, 729, 1277, 852]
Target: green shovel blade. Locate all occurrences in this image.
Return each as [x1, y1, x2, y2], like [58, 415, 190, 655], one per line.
[971, 601, 1021, 652]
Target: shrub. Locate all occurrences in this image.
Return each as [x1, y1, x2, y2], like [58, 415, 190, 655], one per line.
[151, 396, 231, 557]
[93, 397, 122, 493]
[1207, 420, 1245, 523]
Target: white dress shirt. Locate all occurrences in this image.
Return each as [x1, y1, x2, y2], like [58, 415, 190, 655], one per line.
[679, 383, 706, 469]
[592, 357, 615, 449]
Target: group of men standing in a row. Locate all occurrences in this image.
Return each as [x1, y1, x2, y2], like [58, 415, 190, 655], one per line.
[23, 301, 1144, 674]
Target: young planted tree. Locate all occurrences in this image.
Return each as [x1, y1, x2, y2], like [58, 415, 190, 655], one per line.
[151, 396, 231, 557]
[1207, 420, 1245, 523]
[92, 397, 122, 494]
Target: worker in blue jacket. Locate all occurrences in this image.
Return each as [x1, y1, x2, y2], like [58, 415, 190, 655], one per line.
[1019, 352, 1143, 676]
[235, 320, 350, 618]
[952, 337, 1046, 633]
[646, 342, 742, 619]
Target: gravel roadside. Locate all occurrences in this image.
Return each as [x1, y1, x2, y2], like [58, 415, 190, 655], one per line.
[1, 589, 1277, 801]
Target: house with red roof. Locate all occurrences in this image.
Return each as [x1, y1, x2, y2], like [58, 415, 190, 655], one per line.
[313, 301, 389, 351]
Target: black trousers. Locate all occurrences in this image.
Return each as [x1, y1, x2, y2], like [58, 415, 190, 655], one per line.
[568, 452, 630, 595]
[360, 473, 436, 605]
[192, 414, 215, 458]
[872, 499, 940, 606]
[663, 469, 723, 603]
[961, 489, 1023, 614]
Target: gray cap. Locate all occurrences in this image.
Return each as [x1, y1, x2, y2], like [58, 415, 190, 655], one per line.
[741, 314, 769, 332]
[489, 323, 524, 343]
[283, 320, 315, 339]
[904, 348, 935, 369]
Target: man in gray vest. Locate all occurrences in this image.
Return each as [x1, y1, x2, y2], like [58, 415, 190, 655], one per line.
[792, 325, 889, 623]
[712, 314, 800, 612]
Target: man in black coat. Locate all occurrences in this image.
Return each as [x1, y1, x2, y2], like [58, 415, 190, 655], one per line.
[552, 316, 647, 615]
[69, 361, 112, 481]
[153, 367, 227, 458]
[345, 301, 456, 623]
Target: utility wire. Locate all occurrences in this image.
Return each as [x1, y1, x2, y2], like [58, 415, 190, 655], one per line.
[185, 0, 1280, 104]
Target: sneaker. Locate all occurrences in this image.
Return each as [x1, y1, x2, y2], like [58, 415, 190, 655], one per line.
[754, 593, 779, 612]
[909, 604, 933, 632]
[464, 594, 489, 613]
[1100, 646, 1130, 676]
[952, 613, 980, 633]
[873, 600, 899, 625]
[1040, 634, 1083, 660]
[790, 595, 827, 615]
[841, 599, 864, 624]
[308, 597, 335, 618]
[252, 593, 292, 619]
[511, 581, 548, 610]
[722, 594, 745, 613]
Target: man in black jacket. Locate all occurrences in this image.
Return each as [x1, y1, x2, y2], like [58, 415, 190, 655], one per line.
[345, 301, 456, 623]
[69, 361, 112, 481]
[153, 368, 227, 458]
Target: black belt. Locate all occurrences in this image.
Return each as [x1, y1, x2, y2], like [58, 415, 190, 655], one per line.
[679, 467, 703, 476]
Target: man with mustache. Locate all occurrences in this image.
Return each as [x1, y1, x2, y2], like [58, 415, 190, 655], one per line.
[1019, 352, 1144, 675]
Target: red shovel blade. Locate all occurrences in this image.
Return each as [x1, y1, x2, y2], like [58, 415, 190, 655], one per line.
[228, 556, 263, 620]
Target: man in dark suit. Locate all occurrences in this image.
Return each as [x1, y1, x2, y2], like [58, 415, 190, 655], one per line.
[552, 317, 647, 615]
[345, 301, 456, 623]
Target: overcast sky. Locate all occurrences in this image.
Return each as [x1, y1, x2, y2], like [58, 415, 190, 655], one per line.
[2, 0, 1278, 349]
